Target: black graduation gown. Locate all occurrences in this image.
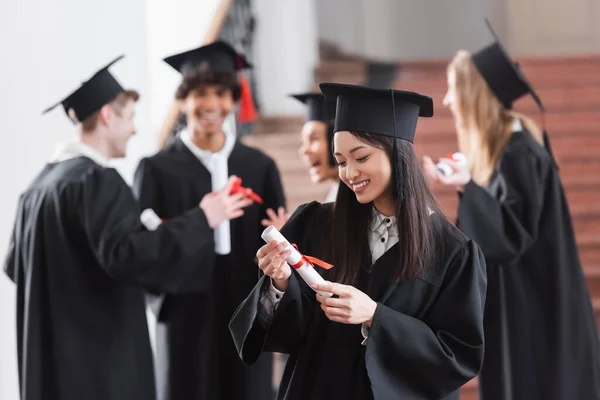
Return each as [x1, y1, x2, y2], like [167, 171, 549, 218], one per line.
[3, 156, 216, 400]
[456, 130, 600, 400]
[133, 137, 285, 400]
[229, 201, 487, 400]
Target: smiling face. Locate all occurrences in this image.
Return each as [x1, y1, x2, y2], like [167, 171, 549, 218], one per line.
[298, 120, 337, 183]
[333, 131, 393, 205]
[180, 84, 235, 137]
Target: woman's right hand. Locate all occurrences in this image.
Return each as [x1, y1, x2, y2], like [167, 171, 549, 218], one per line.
[200, 176, 254, 228]
[256, 241, 292, 291]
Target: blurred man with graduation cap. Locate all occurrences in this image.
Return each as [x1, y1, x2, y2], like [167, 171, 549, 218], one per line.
[290, 93, 339, 202]
[3, 56, 252, 400]
[230, 83, 487, 399]
[133, 41, 285, 400]
[423, 19, 600, 400]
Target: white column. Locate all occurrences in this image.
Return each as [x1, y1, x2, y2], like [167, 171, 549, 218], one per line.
[253, 0, 319, 115]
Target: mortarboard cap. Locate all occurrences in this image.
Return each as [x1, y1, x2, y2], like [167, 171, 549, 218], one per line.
[290, 93, 336, 124]
[163, 41, 251, 74]
[319, 83, 433, 144]
[472, 19, 544, 111]
[43, 55, 130, 122]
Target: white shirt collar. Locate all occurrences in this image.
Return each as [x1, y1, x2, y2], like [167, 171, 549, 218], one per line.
[370, 207, 398, 237]
[512, 118, 523, 132]
[180, 128, 235, 163]
[50, 141, 110, 167]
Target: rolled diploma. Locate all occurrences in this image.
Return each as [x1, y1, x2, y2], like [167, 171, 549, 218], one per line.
[212, 156, 231, 255]
[435, 152, 467, 177]
[261, 225, 332, 297]
[140, 208, 165, 316]
[435, 163, 453, 177]
[141, 208, 162, 231]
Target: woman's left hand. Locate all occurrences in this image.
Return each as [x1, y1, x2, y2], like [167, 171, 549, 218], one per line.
[261, 207, 290, 230]
[313, 281, 378, 326]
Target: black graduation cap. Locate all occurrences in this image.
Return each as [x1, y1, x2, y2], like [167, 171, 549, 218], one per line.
[472, 19, 544, 111]
[163, 41, 251, 74]
[319, 83, 433, 143]
[290, 92, 337, 166]
[290, 93, 335, 123]
[43, 55, 127, 122]
[319, 83, 433, 199]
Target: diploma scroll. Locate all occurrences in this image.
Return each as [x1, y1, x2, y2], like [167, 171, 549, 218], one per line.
[436, 152, 467, 177]
[141, 208, 162, 231]
[261, 225, 332, 297]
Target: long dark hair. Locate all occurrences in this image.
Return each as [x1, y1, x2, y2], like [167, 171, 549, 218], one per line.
[325, 131, 444, 284]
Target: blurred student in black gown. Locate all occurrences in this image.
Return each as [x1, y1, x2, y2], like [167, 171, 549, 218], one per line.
[423, 20, 600, 400]
[134, 41, 285, 400]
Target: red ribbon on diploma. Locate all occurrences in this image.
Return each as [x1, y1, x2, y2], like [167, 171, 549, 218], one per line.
[290, 244, 334, 270]
[230, 177, 263, 204]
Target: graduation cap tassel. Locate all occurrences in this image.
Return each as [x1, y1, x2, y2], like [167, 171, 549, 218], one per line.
[237, 55, 257, 123]
[390, 88, 404, 200]
[327, 124, 336, 167]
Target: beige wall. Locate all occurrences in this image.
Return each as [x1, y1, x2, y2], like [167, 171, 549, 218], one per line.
[316, 0, 600, 59]
[506, 0, 600, 55]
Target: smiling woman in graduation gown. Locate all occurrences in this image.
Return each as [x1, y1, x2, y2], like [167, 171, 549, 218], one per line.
[423, 20, 600, 400]
[134, 42, 285, 400]
[230, 83, 487, 400]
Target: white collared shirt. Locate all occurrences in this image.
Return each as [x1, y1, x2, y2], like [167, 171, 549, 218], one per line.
[368, 208, 399, 265]
[179, 128, 235, 174]
[50, 141, 111, 167]
[180, 129, 236, 255]
[512, 117, 523, 132]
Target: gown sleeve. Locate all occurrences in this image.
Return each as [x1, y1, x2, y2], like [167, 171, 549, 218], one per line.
[3, 201, 22, 282]
[133, 157, 169, 317]
[229, 201, 320, 364]
[457, 144, 548, 265]
[366, 240, 487, 399]
[132, 157, 160, 211]
[81, 167, 216, 293]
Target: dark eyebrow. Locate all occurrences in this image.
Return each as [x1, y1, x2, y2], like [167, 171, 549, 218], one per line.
[334, 146, 366, 156]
